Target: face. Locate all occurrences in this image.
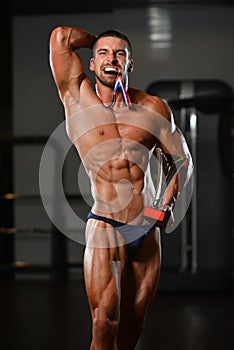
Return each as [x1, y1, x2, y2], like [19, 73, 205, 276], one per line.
[89, 36, 134, 88]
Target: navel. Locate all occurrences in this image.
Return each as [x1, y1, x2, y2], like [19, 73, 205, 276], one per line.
[99, 129, 104, 135]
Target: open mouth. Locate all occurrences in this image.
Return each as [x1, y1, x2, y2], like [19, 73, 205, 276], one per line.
[103, 67, 120, 75]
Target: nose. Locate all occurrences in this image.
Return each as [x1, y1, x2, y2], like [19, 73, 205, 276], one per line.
[107, 52, 118, 64]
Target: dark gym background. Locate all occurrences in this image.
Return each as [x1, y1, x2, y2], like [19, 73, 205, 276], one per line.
[1, 1, 234, 350]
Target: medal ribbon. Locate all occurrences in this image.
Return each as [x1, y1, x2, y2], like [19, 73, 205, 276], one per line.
[113, 75, 131, 106]
[95, 74, 131, 108]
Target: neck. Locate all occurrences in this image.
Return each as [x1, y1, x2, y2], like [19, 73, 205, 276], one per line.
[95, 75, 131, 108]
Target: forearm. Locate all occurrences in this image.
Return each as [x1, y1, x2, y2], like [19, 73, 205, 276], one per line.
[159, 154, 193, 209]
[161, 176, 178, 209]
[65, 26, 97, 50]
[50, 26, 97, 51]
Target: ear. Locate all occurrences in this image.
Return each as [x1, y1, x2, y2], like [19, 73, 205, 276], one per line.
[89, 57, 95, 72]
[127, 58, 134, 73]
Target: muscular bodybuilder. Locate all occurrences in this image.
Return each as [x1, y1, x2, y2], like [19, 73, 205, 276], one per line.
[49, 26, 193, 350]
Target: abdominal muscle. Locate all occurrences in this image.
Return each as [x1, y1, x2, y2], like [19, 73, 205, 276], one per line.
[90, 159, 146, 224]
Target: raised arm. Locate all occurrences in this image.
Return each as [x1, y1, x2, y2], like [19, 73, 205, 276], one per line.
[49, 26, 97, 109]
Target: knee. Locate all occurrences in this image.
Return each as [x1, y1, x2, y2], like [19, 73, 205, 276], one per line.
[92, 308, 118, 343]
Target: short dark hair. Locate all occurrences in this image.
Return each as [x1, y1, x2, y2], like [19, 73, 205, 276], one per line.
[93, 29, 132, 56]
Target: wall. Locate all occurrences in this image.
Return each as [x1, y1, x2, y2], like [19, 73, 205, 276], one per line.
[12, 5, 234, 275]
[13, 6, 234, 136]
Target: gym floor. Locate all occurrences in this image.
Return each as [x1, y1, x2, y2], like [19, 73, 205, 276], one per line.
[1, 276, 233, 350]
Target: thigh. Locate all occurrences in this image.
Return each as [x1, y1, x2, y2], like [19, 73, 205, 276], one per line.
[115, 228, 161, 348]
[121, 227, 161, 318]
[83, 220, 127, 320]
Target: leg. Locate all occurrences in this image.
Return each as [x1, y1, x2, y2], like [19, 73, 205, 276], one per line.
[115, 228, 161, 350]
[84, 220, 127, 350]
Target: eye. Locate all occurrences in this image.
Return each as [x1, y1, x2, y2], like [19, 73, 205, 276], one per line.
[117, 51, 126, 57]
[97, 50, 107, 56]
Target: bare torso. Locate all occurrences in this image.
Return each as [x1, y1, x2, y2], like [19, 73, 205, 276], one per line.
[65, 88, 161, 224]
[49, 27, 193, 350]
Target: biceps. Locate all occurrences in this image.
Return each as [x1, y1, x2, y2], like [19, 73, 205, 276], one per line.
[159, 126, 190, 159]
[50, 50, 84, 89]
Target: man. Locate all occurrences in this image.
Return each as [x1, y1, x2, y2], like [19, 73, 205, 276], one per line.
[49, 26, 193, 350]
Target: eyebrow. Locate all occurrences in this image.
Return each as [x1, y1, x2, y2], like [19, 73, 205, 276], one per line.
[96, 48, 127, 55]
[96, 48, 108, 53]
[116, 49, 127, 55]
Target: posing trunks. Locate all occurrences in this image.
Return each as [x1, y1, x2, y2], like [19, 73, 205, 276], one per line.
[87, 211, 156, 260]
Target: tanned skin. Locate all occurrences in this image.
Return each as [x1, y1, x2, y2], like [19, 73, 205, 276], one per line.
[49, 26, 193, 350]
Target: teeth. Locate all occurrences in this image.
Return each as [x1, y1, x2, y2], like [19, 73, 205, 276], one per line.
[104, 67, 119, 73]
